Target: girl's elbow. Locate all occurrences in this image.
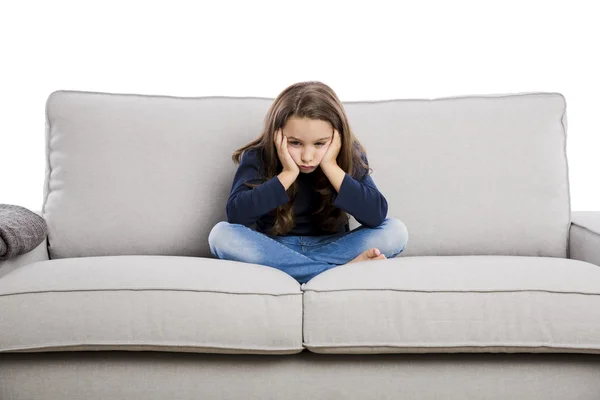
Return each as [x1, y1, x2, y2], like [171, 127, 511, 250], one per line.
[373, 214, 387, 228]
[377, 198, 388, 226]
[225, 203, 241, 225]
[226, 203, 255, 227]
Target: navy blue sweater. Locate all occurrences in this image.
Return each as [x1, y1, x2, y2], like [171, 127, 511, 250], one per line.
[226, 147, 388, 236]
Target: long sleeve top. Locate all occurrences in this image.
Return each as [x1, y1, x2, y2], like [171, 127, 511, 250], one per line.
[225, 146, 388, 236]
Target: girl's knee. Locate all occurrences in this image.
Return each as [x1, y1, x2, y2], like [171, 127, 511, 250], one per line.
[381, 217, 409, 253]
[208, 221, 264, 263]
[208, 221, 240, 255]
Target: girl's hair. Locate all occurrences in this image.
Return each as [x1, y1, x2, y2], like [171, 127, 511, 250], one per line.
[231, 81, 372, 236]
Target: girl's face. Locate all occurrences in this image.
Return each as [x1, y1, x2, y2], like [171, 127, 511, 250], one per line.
[281, 117, 333, 173]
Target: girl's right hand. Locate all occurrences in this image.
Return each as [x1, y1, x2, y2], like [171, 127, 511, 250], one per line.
[274, 128, 300, 175]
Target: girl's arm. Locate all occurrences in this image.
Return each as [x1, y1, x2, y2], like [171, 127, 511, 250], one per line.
[328, 149, 388, 228]
[226, 149, 290, 226]
[331, 172, 388, 228]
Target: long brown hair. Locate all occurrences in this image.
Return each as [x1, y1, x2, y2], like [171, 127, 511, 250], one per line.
[231, 81, 372, 236]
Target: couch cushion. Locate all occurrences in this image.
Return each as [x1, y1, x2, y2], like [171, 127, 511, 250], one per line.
[0, 256, 303, 354]
[302, 256, 600, 355]
[43, 91, 569, 260]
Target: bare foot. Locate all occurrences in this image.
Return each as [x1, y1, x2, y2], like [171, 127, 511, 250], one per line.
[345, 247, 387, 265]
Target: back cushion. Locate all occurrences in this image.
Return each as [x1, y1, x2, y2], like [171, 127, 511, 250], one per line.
[43, 91, 569, 259]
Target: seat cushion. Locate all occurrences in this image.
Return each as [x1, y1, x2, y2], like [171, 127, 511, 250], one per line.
[0, 256, 303, 354]
[302, 256, 600, 355]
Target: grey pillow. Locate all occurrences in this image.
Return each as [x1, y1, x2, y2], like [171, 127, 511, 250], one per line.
[0, 204, 48, 261]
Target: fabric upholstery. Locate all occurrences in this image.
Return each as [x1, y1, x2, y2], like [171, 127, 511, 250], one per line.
[42, 91, 569, 260]
[0, 256, 303, 354]
[2, 351, 600, 400]
[0, 204, 47, 261]
[569, 211, 600, 267]
[302, 255, 600, 354]
[0, 211, 49, 279]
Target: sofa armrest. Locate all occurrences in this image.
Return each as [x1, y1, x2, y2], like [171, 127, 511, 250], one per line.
[569, 211, 600, 267]
[0, 210, 50, 279]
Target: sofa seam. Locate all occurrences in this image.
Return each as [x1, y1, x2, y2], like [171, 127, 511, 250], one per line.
[0, 288, 304, 298]
[3, 288, 598, 297]
[303, 343, 600, 350]
[560, 93, 572, 260]
[42, 91, 56, 261]
[0, 342, 304, 352]
[570, 221, 600, 237]
[48, 90, 562, 103]
[301, 288, 600, 295]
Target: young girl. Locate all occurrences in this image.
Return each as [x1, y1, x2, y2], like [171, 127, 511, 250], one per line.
[208, 81, 408, 284]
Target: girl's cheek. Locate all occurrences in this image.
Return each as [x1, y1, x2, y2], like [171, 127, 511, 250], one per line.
[288, 148, 300, 159]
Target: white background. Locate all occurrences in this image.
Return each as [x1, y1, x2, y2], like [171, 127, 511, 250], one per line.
[1, 0, 598, 211]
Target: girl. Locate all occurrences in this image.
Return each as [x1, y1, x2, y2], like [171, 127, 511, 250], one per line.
[208, 81, 408, 284]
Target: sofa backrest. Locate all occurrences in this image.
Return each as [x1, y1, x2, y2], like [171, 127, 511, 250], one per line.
[42, 91, 570, 260]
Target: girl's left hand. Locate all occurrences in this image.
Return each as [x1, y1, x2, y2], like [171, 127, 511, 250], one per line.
[320, 129, 341, 167]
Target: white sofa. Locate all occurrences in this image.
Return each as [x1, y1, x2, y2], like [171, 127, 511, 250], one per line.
[1, 90, 600, 399]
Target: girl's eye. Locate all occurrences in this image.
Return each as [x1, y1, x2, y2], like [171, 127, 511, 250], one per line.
[290, 141, 325, 146]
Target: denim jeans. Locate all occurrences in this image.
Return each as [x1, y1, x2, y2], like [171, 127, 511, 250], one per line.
[208, 217, 409, 284]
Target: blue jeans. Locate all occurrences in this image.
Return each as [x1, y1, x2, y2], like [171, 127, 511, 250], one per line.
[208, 217, 409, 284]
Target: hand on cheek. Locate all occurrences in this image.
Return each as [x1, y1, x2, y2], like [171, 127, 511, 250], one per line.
[319, 129, 341, 167]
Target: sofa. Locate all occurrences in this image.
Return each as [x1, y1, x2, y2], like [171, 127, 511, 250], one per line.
[1, 89, 600, 400]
